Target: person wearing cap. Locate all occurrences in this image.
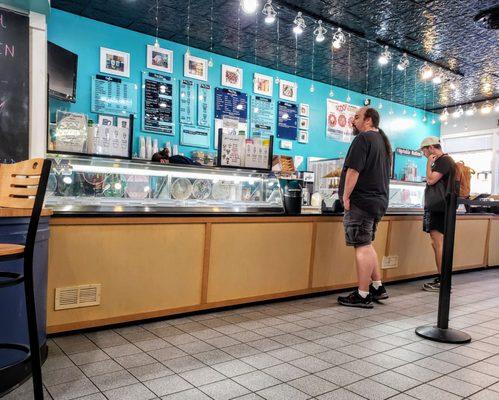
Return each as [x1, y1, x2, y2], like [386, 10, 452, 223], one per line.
[420, 136, 456, 292]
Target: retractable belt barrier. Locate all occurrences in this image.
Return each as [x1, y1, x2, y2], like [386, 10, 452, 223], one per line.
[415, 193, 499, 344]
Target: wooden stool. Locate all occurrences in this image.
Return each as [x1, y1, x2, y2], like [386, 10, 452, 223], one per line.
[0, 159, 52, 399]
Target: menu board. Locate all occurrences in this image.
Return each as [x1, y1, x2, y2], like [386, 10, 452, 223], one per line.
[179, 79, 195, 125]
[277, 101, 298, 140]
[251, 95, 275, 138]
[214, 88, 248, 147]
[0, 8, 29, 162]
[197, 83, 212, 127]
[91, 75, 138, 116]
[180, 125, 210, 148]
[142, 71, 174, 135]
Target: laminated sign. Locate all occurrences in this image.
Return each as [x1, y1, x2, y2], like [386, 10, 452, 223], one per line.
[326, 99, 359, 143]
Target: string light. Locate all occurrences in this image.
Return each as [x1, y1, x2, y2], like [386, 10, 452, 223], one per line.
[346, 33, 351, 102]
[378, 45, 391, 66]
[153, 0, 160, 48]
[329, 41, 334, 97]
[293, 11, 306, 35]
[314, 20, 327, 43]
[275, 13, 280, 83]
[208, 0, 214, 67]
[186, 0, 191, 54]
[241, 0, 259, 14]
[397, 53, 409, 71]
[332, 28, 346, 49]
[262, 0, 276, 24]
[310, 29, 316, 93]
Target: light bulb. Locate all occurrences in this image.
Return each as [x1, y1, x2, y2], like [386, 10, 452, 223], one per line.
[465, 103, 477, 116]
[154, 38, 160, 48]
[262, 0, 276, 24]
[208, 57, 214, 67]
[293, 25, 303, 35]
[346, 94, 351, 102]
[331, 28, 345, 50]
[420, 62, 433, 80]
[481, 101, 492, 114]
[241, 0, 259, 14]
[397, 53, 409, 71]
[329, 89, 334, 97]
[439, 107, 449, 121]
[452, 105, 464, 118]
[265, 14, 276, 24]
[274, 76, 280, 84]
[293, 12, 306, 35]
[432, 75, 442, 84]
[378, 45, 391, 66]
[314, 20, 327, 43]
[309, 84, 315, 93]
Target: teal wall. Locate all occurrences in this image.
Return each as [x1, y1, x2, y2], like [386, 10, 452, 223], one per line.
[0, 0, 49, 14]
[48, 9, 439, 177]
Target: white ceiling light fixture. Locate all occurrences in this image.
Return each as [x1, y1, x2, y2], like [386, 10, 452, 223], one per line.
[432, 69, 443, 84]
[465, 103, 477, 116]
[397, 52, 409, 71]
[452, 105, 464, 118]
[262, 0, 276, 24]
[378, 45, 391, 66]
[314, 20, 327, 43]
[293, 11, 306, 35]
[420, 62, 433, 80]
[439, 107, 449, 121]
[332, 27, 346, 49]
[494, 99, 499, 112]
[241, 0, 259, 14]
[481, 101, 493, 114]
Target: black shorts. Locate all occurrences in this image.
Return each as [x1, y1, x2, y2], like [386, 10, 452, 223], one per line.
[343, 206, 381, 248]
[423, 210, 445, 234]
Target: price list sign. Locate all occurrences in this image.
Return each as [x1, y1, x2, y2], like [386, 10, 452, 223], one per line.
[277, 101, 298, 140]
[91, 75, 138, 116]
[179, 79, 195, 125]
[142, 71, 174, 135]
[251, 95, 275, 138]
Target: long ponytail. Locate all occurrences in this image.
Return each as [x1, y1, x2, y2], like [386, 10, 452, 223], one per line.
[364, 108, 392, 160]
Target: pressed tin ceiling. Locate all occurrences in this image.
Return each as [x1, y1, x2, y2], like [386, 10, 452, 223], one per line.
[52, 0, 499, 111]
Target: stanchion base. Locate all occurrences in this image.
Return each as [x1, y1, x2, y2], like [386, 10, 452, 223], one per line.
[415, 325, 471, 344]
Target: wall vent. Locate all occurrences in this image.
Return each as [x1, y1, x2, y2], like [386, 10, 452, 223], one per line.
[55, 284, 101, 310]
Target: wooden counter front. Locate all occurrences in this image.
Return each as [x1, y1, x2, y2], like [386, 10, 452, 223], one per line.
[46, 214, 498, 333]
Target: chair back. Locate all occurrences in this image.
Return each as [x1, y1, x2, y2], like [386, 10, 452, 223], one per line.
[0, 159, 52, 260]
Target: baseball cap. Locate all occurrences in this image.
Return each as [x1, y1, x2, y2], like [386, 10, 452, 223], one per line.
[420, 136, 440, 149]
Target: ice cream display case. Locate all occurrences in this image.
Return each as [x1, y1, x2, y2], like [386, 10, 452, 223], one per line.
[45, 155, 284, 214]
[388, 180, 425, 212]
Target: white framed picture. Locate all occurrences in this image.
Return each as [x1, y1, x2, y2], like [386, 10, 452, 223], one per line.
[279, 79, 297, 102]
[147, 45, 173, 74]
[299, 103, 310, 117]
[184, 53, 208, 81]
[117, 117, 130, 130]
[298, 130, 309, 144]
[299, 117, 309, 130]
[98, 115, 114, 126]
[221, 64, 243, 89]
[100, 47, 130, 78]
[253, 73, 273, 97]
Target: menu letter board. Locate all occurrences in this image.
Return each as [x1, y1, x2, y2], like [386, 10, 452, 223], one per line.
[251, 95, 275, 138]
[179, 79, 195, 125]
[0, 8, 29, 162]
[142, 71, 174, 135]
[277, 101, 298, 140]
[91, 75, 138, 116]
[197, 83, 212, 127]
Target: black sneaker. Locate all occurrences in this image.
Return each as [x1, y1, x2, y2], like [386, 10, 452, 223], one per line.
[422, 277, 440, 292]
[338, 290, 373, 309]
[369, 284, 389, 301]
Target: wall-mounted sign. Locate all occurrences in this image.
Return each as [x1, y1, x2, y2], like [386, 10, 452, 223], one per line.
[326, 99, 359, 143]
[0, 8, 29, 162]
[277, 101, 298, 140]
[179, 79, 195, 125]
[180, 125, 210, 148]
[251, 95, 275, 138]
[197, 83, 212, 127]
[142, 71, 174, 135]
[396, 147, 423, 157]
[91, 74, 138, 116]
[214, 88, 248, 147]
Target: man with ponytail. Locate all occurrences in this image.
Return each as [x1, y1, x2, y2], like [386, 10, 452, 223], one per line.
[338, 107, 392, 308]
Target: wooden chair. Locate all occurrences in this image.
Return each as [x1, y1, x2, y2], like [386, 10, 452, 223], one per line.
[0, 158, 52, 399]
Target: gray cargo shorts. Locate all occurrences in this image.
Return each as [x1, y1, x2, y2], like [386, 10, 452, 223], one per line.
[343, 206, 380, 248]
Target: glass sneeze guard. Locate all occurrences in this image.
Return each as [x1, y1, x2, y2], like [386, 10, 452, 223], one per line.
[46, 155, 284, 214]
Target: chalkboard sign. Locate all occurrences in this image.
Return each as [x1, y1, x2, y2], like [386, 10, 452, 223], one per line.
[0, 8, 29, 162]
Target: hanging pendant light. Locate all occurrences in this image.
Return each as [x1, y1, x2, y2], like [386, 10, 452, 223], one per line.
[293, 11, 306, 35]
[262, 0, 276, 24]
[439, 107, 449, 121]
[241, 0, 259, 14]
[309, 83, 315, 93]
[329, 88, 334, 97]
[432, 69, 443, 84]
[420, 62, 434, 80]
[465, 103, 477, 116]
[378, 45, 392, 66]
[452, 105, 464, 118]
[494, 99, 499, 112]
[481, 101, 493, 114]
[422, 115, 427, 123]
[397, 53, 409, 71]
[314, 20, 327, 43]
[332, 27, 346, 49]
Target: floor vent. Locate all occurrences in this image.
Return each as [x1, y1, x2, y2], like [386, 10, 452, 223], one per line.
[55, 284, 101, 310]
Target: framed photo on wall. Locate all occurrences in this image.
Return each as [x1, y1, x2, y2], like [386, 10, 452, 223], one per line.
[298, 130, 309, 143]
[253, 73, 273, 97]
[299, 117, 309, 130]
[299, 103, 310, 117]
[184, 53, 208, 81]
[146, 44, 173, 74]
[221, 64, 243, 89]
[100, 47, 130, 78]
[279, 79, 297, 102]
[98, 115, 114, 126]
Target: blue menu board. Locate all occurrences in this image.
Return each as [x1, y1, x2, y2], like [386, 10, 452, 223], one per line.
[198, 83, 212, 127]
[214, 88, 247, 121]
[142, 71, 174, 135]
[179, 79, 195, 125]
[180, 125, 210, 148]
[251, 95, 275, 138]
[277, 101, 298, 140]
[91, 75, 138, 116]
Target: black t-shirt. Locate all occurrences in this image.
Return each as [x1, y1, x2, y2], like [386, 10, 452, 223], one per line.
[169, 155, 200, 165]
[426, 154, 455, 196]
[338, 130, 391, 217]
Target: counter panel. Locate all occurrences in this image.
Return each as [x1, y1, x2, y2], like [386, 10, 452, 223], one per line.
[207, 222, 313, 302]
[453, 219, 489, 270]
[48, 223, 205, 328]
[489, 219, 499, 267]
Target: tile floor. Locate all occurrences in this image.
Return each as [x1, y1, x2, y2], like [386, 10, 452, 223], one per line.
[4, 269, 499, 400]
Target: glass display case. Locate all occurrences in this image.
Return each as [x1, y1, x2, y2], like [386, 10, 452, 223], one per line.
[388, 180, 425, 212]
[46, 155, 284, 214]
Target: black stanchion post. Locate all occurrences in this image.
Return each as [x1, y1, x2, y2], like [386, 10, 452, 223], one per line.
[415, 182, 471, 344]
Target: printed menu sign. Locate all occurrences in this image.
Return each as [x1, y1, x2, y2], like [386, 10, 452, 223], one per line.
[142, 71, 174, 135]
[277, 101, 298, 140]
[244, 138, 271, 169]
[179, 79, 195, 125]
[0, 8, 29, 162]
[220, 133, 246, 167]
[214, 88, 248, 148]
[251, 95, 275, 138]
[197, 83, 212, 127]
[91, 75, 138, 116]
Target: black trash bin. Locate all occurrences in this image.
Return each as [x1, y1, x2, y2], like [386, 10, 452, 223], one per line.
[280, 179, 303, 215]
